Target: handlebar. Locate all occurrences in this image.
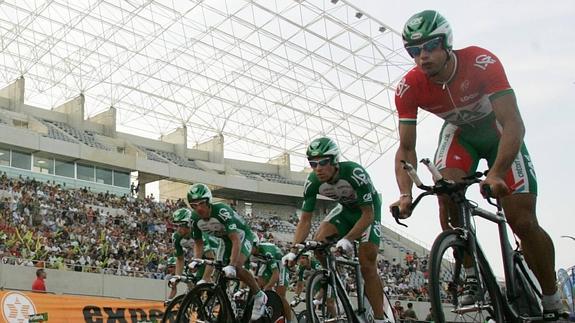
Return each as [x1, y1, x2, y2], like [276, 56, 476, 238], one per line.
[288, 234, 340, 264]
[251, 252, 276, 265]
[188, 258, 223, 269]
[391, 158, 495, 225]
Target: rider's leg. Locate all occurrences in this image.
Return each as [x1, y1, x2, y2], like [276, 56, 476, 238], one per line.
[201, 250, 216, 283]
[438, 168, 474, 268]
[358, 241, 385, 319]
[438, 167, 480, 305]
[235, 252, 260, 292]
[313, 220, 340, 264]
[235, 252, 268, 320]
[501, 193, 558, 297]
[437, 168, 468, 230]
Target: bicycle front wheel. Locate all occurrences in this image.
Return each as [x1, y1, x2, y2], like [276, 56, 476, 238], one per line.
[161, 294, 185, 323]
[176, 284, 230, 323]
[305, 270, 355, 323]
[429, 230, 505, 323]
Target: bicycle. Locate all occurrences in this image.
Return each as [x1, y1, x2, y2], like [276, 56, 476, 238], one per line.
[161, 273, 198, 323]
[392, 158, 568, 322]
[174, 258, 285, 323]
[294, 236, 396, 323]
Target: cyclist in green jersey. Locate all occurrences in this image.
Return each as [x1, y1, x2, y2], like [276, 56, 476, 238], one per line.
[186, 183, 267, 321]
[293, 252, 321, 298]
[168, 208, 220, 301]
[164, 256, 178, 303]
[251, 242, 292, 323]
[289, 137, 387, 323]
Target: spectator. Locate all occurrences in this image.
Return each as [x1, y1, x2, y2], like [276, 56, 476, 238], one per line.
[32, 268, 47, 292]
[403, 302, 418, 322]
[393, 300, 404, 320]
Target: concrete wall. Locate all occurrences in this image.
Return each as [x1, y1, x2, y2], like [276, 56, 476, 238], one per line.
[0, 264, 184, 301]
[1, 263, 441, 319]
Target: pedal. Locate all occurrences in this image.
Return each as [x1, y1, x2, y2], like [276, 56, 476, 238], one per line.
[542, 310, 558, 321]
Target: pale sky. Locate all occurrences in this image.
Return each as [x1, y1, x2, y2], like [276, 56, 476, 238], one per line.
[353, 0, 575, 276]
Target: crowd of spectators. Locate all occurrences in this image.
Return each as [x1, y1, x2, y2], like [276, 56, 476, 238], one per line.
[0, 173, 431, 301]
[0, 173, 182, 279]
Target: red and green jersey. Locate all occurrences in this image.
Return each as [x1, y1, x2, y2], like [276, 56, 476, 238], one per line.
[395, 46, 538, 194]
[395, 46, 512, 129]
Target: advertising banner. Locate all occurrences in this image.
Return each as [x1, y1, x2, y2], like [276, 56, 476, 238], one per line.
[0, 290, 166, 323]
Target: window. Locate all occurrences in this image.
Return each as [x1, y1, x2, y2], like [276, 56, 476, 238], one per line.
[0, 148, 9, 166]
[113, 170, 130, 188]
[11, 150, 31, 170]
[55, 160, 74, 178]
[77, 163, 94, 181]
[96, 167, 112, 185]
[13, 119, 28, 128]
[33, 156, 54, 174]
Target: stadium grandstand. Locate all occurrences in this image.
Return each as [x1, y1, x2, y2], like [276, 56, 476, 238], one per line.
[0, 0, 442, 321]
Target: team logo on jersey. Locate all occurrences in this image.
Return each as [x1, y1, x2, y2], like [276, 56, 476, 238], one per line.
[395, 78, 410, 98]
[474, 54, 496, 70]
[219, 209, 232, 221]
[460, 79, 470, 92]
[460, 93, 479, 103]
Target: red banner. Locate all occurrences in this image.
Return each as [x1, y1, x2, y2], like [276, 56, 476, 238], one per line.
[0, 290, 167, 323]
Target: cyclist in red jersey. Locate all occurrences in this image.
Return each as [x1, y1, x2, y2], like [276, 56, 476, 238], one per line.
[390, 10, 560, 315]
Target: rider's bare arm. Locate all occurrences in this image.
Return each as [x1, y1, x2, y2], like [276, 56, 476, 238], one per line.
[295, 281, 304, 296]
[175, 255, 185, 276]
[193, 239, 204, 260]
[344, 204, 374, 241]
[395, 123, 418, 196]
[202, 249, 216, 282]
[294, 211, 312, 244]
[228, 231, 242, 267]
[488, 93, 525, 179]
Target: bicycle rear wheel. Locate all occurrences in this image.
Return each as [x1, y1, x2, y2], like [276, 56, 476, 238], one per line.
[429, 230, 505, 323]
[161, 294, 185, 323]
[305, 270, 355, 323]
[176, 284, 230, 323]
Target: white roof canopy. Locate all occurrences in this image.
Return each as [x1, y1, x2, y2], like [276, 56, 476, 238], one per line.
[0, 0, 413, 168]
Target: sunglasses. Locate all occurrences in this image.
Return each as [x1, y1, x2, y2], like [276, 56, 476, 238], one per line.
[189, 200, 206, 209]
[308, 157, 332, 168]
[405, 37, 443, 58]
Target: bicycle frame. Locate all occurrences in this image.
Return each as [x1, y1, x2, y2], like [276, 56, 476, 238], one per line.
[186, 258, 249, 322]
[395, 158, 545, 321]
[472, 204, 543, 319]
[307, 240, 373, 323]
[336, 245, 374, 319]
